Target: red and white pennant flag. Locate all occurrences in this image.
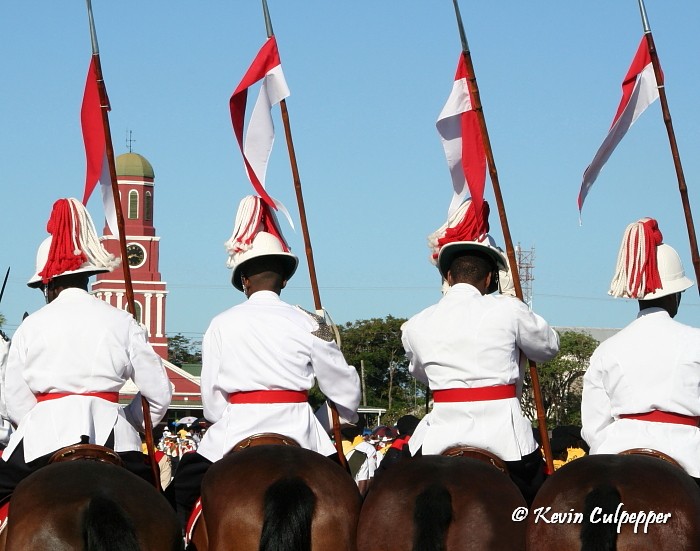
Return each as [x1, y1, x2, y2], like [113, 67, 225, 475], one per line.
[81, 57, 118, 237]
[230, 37, 292, 224]
[578, 38, 661, 213]
[436, 54, 487, 225]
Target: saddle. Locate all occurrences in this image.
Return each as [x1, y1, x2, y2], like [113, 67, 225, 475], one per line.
[229, 432, 301, 453]
[618, 447, 682, 469]
[49, 443, 124, 467]
[440, 445, 509, 475]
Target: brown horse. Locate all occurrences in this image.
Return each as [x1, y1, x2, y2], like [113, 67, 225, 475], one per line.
[357, 455, 528, 551]
[189, 445, 362, 551]
[1, 461, 183, 551]
[525, 454, 700, 550]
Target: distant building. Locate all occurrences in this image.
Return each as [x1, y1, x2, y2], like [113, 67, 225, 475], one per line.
[92, 152, 201, 412]
[93, 152, 168, 359]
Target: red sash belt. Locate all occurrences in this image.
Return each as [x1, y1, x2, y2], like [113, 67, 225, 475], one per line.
[620, 410, 700, 427]
[228, 390, 308, 404]
[35, 392, 120, 403]
[432, 384, 517, 403]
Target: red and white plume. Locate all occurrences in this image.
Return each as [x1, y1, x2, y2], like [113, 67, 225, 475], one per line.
[39, 198, 119, 284]
[436, 54, 487, 223]
[609, 217, 663, 299]
[224, 195, 290, 268]
[229, 37, 292, 225]
[427, 198, 490, 264]
[578, 38, 661, 213]
[81, 57, 118, 237]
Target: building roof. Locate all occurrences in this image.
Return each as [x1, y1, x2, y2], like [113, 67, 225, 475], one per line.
[121, 359, 201, 410]
[116, 152, 155, 179]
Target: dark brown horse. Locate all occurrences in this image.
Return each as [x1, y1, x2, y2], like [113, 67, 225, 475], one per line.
[357, 455, 528, 551]
[189, 445, 362, 551]
[1, 461, 183, 551]
[525, 454, 700, 550]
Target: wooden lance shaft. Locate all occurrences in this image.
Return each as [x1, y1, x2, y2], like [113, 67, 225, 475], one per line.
[262, 0, 347, 470]
[643, 32, 700, 293]
[87, 3, 160, 487]
[451, 0, 554, 474]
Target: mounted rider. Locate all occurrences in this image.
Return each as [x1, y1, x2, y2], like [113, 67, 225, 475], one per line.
[169, 195, 361, 527]
[401, 199, 560, 504]
[0, 198, 172, 501]
[581, 217, 700, 481]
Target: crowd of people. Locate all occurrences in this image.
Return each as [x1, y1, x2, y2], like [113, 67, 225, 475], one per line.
[0, 191, 698, 535]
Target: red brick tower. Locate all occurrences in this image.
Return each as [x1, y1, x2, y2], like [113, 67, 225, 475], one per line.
[92, 152, 169, 360]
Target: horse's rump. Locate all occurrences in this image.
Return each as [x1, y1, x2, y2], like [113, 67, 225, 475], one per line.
[197, 445, 361, 551]
[4, 461, 182, 551]
[358, 455, 527, 551]
[526, 454, 700, 550]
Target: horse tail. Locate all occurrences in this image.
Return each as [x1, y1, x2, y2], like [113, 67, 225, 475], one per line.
[83, 494, 141, 551]
[580, 484, 621, 551]
[259, 476, 316, 551]
[412, 483, 452, 551]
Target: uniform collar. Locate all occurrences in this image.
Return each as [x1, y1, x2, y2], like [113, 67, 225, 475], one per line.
[53, 287, 89, 301]
[446, 283, 481, 296]
[636, 306, 670, 319]
[247, 290, 282, 302]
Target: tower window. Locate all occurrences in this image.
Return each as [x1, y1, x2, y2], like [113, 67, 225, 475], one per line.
[128, 190, 139, 220]
[126, 301, 143, 325]
[145, 191, 153, 221]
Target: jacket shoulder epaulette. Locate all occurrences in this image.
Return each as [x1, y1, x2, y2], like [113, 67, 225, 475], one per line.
[296, 306, 335, 343]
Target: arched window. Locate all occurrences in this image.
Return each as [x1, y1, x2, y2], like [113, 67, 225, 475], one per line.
[145, 191, 153, 221]
[128, 190, 139, 219]
[125, 301, 143, 325]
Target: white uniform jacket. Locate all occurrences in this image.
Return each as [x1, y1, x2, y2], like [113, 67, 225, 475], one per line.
[196, 291, 361, 463]
[402, 284, 559, 461]
[582, 307, 700, 477]
[4, 288, 172, 463]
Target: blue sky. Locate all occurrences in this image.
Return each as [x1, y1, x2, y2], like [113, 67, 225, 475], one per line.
[2, 1, 700, 341]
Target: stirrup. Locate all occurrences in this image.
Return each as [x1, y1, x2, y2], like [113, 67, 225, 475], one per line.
[440, 445, 509, 475]
[49, 443, 124, 467]
[618, 448, 682, 469]
[228, 433, 301, 454]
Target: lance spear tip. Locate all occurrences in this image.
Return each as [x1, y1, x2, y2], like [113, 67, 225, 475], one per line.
[85, 0, 100, 55]
[637, 0, 652, 34]
[262, 0, 274, 39]
[451, 0, 470, 53]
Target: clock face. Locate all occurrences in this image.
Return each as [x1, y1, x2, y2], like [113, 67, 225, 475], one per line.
[126, 243, 146, 268]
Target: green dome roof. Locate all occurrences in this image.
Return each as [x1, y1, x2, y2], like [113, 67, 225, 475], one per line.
[116, 152, 154, 179]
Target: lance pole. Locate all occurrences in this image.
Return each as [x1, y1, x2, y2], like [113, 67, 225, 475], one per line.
[262, 0, 347, 470]
[0, 268, 9, 307]
[637, 0, 700, 293]
[451, 0, 554, 473]
[85, 0, 160, 490]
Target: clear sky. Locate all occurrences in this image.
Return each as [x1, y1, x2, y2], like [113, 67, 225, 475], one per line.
[2, 1, 700, 341]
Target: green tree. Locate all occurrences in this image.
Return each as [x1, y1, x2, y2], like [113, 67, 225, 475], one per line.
[522, 331, 599, 427]
[337, 316, 426, 420]
[167, 333, 202, 367]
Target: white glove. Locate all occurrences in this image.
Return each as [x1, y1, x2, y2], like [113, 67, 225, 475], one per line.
[496, 247, 517, 297]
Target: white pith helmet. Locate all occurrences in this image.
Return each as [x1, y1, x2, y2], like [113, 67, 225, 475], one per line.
[27, 237, 113, 288]
[27, 198, 119, 288]
[230, 232, 298, 292]
[609, 217, 694, 300]
[633, 243, 693, 299]
[437, 234, 508, 280]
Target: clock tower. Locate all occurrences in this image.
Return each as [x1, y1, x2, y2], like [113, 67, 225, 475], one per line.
[92, 152, 169, 360]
